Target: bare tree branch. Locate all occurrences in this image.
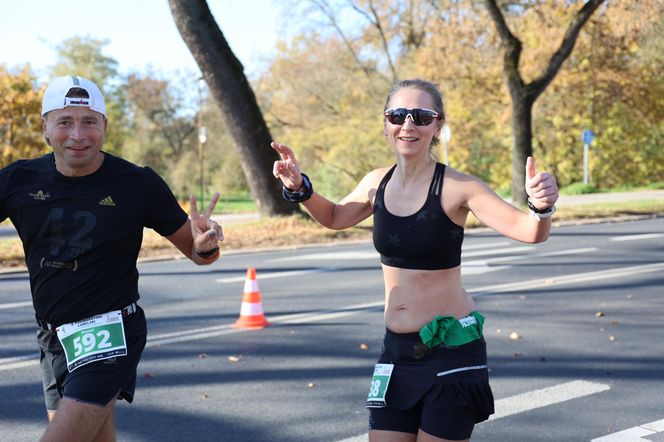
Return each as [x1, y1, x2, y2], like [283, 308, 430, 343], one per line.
[483, 0, 524, 91]
[309, 0, 374, 80]
[348, 0, 399, 81]
[528, 0, 605, 98]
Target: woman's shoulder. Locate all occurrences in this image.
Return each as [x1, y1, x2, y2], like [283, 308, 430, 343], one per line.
[442, 164, 473, 182]
[368, 165, 394, 178]
[442, 165, 490, 196]
[443, 164, 485, 181]
[360, 165, 394, 187]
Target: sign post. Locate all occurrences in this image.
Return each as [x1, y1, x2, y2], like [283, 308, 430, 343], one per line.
[440, 124, 451, 165]
[582, 129, 595, 185]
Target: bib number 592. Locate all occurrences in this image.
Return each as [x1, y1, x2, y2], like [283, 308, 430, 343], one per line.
[73, 330, 112, 357]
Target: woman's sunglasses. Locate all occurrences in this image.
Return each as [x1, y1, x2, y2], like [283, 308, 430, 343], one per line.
[384, 108, 442, 126]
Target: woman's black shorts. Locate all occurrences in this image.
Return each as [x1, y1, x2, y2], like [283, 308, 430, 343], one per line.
[368, 328, 494, 440]
[37, 306, 147, 411]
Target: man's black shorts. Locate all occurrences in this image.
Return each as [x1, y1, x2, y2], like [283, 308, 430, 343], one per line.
[37, 306, 147, 411]
[368, 328, 494, 440]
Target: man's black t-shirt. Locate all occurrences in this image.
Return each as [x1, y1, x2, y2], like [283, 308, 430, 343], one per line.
[0, 153, 188, 325]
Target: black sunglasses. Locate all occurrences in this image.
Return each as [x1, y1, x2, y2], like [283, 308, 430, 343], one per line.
[384, 108, 442, 126]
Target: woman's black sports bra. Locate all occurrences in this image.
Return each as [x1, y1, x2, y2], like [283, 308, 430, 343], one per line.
[372, 162, 464, 270]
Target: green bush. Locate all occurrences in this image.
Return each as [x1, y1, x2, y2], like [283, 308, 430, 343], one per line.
[562, 182, 599, 195]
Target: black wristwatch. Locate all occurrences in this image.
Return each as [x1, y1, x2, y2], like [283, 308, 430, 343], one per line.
[527, 198, 554, 214]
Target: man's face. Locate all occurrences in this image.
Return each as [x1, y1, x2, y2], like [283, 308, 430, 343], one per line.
[42, 107, 107, 176]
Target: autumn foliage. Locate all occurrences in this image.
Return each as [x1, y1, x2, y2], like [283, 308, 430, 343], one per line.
[1, 1, 662, 198]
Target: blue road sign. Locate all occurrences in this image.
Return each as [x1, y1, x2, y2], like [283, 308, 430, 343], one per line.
[582, 129, 595, 145]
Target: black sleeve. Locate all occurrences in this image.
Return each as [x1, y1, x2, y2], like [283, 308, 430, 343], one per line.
[142, 167, 188, 236]
[0, 165, 13, 223]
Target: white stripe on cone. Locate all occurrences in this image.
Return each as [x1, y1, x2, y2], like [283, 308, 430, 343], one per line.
[240, 302, 264, 316]
[244, 279, 259, 293]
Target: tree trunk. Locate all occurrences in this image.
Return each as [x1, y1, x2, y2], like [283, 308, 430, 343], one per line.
[168, 0, 298, 216]
[510, 94, 534, 204]
[483, 0, 606, 205]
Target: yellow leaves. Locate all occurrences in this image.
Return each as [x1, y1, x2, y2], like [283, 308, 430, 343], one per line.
[628, 42, 639, 54]
[0, 65, 47, 168]
[256, 0, 663, 195]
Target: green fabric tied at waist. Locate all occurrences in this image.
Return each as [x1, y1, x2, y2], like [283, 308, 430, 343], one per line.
[419, 311, 485, 348]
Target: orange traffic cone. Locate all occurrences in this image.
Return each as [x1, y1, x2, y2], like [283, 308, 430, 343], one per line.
[233, 267, 270, 329]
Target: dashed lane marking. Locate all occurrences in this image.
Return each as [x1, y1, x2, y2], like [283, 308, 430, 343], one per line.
[610, 233, 664, 242]
[591, 418, 664, 441]
[0, 301, 32, 310]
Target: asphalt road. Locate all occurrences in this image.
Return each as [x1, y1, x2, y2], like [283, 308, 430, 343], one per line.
[0, 216, 663, 441]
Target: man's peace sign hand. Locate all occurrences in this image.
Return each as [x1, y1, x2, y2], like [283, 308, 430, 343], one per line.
[189, 192, 223, 254]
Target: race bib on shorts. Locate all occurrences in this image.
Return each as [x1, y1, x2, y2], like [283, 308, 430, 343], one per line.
[56, 310, 127, 373]
[366, 363, 394, 408]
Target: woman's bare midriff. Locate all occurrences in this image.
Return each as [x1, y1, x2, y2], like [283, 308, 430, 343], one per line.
[383, 264, 476, 333]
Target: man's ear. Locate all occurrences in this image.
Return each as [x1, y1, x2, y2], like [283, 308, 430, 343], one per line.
[42, 116, 50, 146]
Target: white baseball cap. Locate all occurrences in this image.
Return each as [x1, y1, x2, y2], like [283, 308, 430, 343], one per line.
[41, 75, 106, 117]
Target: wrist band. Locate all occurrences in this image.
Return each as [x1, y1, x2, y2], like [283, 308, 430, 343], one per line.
[527, 198, 555, 214]
[527, 198, 555, 221]
[196, 247, 220, 259]
[282, 173, 314, 203]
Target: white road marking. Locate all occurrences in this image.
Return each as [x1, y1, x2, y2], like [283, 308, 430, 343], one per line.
[491, 380, 610, 420]
[0, 354, 38, 371]
[461, 262, 510, 276]
[591, 418, 664, 441]
[271, 251, 379, 262]
[334, 380, 611, 442]
[470, 262, 664, 296]
[610, 233, 664, 242]
[463, 241, 512, 250]
[462, 247, 596, 275]
[0, 301, 32, 310]
[217, 268, 333, 283]
[462, 246, 534, 258]
[484, 247, 597, 264]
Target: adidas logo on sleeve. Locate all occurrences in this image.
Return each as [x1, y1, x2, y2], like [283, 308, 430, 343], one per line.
[99, 196, 116, 206]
